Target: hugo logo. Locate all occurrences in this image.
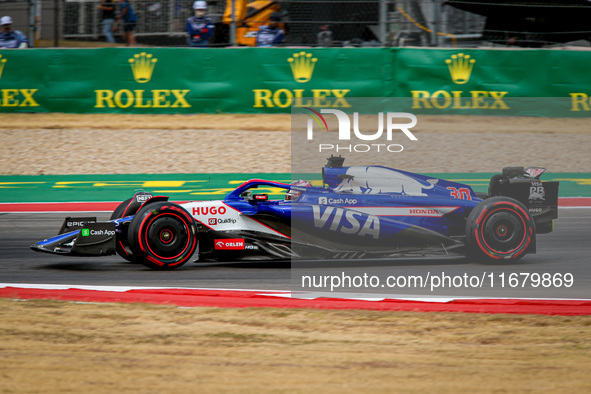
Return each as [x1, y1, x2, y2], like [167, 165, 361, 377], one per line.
[192, 206, 227, 216]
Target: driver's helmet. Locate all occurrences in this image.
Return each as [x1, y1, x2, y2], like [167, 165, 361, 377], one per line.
[285, 180, 311, 201]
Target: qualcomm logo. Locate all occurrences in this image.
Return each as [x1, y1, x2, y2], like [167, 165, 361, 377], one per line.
[303, 108, 418, 153]
[445, 53, 476, 85]
[288, 52, 317, 83]
[129, 52, 158, 83]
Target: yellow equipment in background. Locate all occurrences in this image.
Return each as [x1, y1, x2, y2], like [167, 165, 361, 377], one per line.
[223, 0, 283, 46]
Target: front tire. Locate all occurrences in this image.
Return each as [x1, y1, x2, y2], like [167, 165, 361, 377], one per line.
[128, 202, 198, 270]
[465, 197, 535, 262]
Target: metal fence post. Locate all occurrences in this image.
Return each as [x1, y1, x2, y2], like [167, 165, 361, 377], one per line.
[431, 0, 440, 46]
[230, 0, 236, 45]
[379, 0, 387, 46]
[92, 0, 98, 39]
[28, 0, 41, 47]
[53, 0, 59, 47]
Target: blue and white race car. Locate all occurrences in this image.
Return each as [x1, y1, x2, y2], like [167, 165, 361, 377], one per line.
[31, 157, 559, 270]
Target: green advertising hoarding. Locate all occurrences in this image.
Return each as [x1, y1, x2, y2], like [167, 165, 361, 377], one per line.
[0, 47, 590, 115]
[392, 48, 591, 115]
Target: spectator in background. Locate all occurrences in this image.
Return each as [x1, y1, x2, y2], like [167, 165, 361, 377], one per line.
[113, 0, 137, 45]
[256, 12, 285, 47]
[97, 0, 116, 43]
[186, 1, 214, 47]
[0, 16, 29, 48]
[317, 24, 332, 46]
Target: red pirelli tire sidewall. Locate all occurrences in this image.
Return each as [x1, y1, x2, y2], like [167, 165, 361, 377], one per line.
[466, 197, 535, 262]
[128, 202, 198, 270]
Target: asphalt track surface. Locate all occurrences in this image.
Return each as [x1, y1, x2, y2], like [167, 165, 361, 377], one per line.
[1, 209, 589, 300]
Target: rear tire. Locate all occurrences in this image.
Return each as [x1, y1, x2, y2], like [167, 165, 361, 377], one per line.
[128, 201, 198, 270]
[465, 197, 535, 262]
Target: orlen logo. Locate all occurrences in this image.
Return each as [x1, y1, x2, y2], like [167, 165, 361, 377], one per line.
[304, 108, 418, 153]
[214, 238, 245, 250]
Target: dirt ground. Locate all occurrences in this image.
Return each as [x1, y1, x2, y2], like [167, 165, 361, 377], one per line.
[1, 113, 590, 174]
[1, 298, 590, 393]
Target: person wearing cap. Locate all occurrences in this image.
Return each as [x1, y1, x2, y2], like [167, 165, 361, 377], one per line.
[186, 1, 214, 47]
[255, 12, 285, 47]
[113, 0, 138, 45]
[0, 16, 29, 49]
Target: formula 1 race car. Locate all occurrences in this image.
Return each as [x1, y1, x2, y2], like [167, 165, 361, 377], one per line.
[31, 157, 559, 270]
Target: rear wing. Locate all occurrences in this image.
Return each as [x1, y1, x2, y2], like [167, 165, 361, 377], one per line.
[489, 167, 559, 234]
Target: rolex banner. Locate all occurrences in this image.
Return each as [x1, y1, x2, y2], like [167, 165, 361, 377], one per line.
[0, 47, 590, 115]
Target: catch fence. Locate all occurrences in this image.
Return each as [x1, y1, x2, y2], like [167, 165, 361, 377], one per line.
[1, 0, 590, 48]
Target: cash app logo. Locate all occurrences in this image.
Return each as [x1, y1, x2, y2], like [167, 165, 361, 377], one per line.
[81, 229, 90, 236]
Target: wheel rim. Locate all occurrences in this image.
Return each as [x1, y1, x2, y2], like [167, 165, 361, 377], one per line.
[159, 229, 174, 244]
[143, 214, 190, 260]
[481, 209, 526, 253]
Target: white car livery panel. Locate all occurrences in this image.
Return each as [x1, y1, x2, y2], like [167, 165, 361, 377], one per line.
[184, 201, 289, 238]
